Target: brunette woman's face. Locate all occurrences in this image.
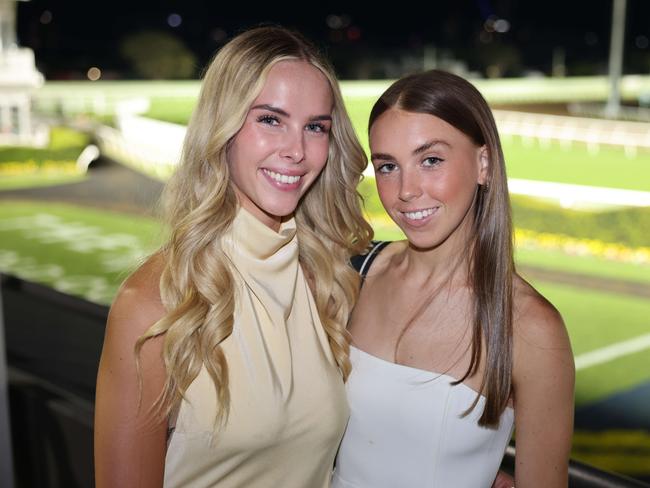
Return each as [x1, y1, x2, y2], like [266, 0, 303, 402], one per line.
[369, 108, 488, 250]
[227, 60, 333, 230]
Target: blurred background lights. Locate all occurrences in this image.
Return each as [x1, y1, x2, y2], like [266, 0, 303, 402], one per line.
[494, 18, 510, 33]
[326, 14, 351, 30]
[211, 28, 227, 43]
[87, 67, 101, 81]
[326, 14, 343, 29]
[483, 14, 497, 32]
[636, 35, 649, 49]
[167, 13, 182, 28]
[346, 26, 361, 41]
[39, 10, 52, 25]
[484, 16, 510, 34]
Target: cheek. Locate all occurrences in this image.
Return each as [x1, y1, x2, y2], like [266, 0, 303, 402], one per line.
[375, 177, 398, 206]
[231, 125, 275, 162]
[433, 170, 476, 205]
[309, 138, 330, 171]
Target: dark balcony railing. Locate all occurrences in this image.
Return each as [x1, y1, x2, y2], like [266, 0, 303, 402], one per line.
[0, 274, 648, 488]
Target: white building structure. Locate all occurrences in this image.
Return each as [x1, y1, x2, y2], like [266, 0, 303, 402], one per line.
[0, 0, 46, 146]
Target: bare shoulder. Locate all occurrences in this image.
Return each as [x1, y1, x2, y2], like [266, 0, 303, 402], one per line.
[512, 274, 574, 385]
[512, 274, 570, 350]
[107, 252, 167, 340]
[365, 240, 408, 277]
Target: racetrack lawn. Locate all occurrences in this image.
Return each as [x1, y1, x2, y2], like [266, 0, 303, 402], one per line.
[0, 201, 161, 303]
[502, 135, 650, 192]
[145, 97, 198, 126]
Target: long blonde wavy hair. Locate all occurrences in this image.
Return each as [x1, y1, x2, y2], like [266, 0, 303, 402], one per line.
[135, 26, 372, 425]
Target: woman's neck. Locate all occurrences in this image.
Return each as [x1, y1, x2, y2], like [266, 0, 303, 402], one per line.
[398, 218, 474, 289]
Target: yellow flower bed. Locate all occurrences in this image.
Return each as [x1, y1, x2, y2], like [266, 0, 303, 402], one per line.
[0, 160, 81, 176]
[516, 228, 650, 265]
[362, 211, 650, 265]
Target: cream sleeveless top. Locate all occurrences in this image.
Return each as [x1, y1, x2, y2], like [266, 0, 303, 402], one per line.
[332, 346, 514, 488]
[164, 208, 348, 487]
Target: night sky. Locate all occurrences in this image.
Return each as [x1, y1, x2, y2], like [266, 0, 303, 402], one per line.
[13, 0, 650, 79]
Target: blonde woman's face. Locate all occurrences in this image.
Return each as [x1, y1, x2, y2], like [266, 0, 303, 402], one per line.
[227, 60, 333, 231]
[369, 108, 488, 251]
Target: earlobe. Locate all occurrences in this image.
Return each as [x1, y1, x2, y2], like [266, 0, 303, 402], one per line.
[477, 146, 489, 185]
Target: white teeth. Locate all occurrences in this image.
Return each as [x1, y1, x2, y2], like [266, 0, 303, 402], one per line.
[403, 208, 436, 220]
[264, 169, 300, 184]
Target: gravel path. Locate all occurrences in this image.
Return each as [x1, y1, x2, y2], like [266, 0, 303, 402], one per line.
[0, 157, 164, 216]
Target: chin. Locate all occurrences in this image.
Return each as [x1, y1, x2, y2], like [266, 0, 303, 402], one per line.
[259, 200, 300, 220]
[405, 236, 442, 251]
[395, 226, 443, 251]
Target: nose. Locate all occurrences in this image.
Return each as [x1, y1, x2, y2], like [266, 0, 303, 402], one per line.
[398, 168, 422, 202]
[279, 128, 305, 163]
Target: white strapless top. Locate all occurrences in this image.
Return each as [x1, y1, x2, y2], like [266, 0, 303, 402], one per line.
[333, 346, 514, 488]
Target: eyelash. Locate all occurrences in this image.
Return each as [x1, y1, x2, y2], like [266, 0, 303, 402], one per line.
[376, 163, 397, 174]
[257, 114, 280, 126]
[256, 114, 329, 134]
[376, 157, 443, 174]
[307, 122, 329, 133]
[422, 156, 443, 167]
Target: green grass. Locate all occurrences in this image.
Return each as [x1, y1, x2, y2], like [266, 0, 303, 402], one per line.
[0, 201, 161, 303]
[516, 248, 650, 285]
[503, 135, 650, 192]
[0, 173, 87, 190]
[145, 97, 198, 125]
[0, 127, 90, 165]
[342, 94, 375, 155]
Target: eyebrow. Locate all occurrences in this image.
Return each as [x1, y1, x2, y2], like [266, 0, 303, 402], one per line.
[371, 139, 450, 161]
[250, 104, 332, 122]
[413, 139, 451, 154]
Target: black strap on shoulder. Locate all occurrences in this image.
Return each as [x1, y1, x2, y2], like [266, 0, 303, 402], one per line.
[350, 241, 390, 284]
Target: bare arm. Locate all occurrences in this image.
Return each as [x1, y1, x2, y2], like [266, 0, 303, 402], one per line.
[492, 470, 515, 488]
[94, 258, 169, 488]
[512, 292, 575, 487]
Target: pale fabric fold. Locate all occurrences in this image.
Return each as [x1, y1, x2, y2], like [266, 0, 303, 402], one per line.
[164, 208, 347, 488]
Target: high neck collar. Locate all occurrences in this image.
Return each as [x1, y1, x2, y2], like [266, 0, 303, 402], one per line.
[221, 207, 299, 319]
[227, 207, 297, 261]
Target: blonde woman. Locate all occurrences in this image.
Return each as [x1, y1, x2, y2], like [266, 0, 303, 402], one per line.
[94, 27, 372, 487]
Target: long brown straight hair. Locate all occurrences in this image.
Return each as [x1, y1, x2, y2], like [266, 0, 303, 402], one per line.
[369, 70, 514, 427]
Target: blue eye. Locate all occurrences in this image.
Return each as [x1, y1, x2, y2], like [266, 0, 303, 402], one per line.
[422, 157, 443, 167]
[257, 114, 280, 126]
[306, 122, 329, 133]
[376, 162, 397, 174]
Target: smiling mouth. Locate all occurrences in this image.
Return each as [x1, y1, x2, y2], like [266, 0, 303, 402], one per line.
[401, 207, 437, 221]
[262, 169, 302, 185]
